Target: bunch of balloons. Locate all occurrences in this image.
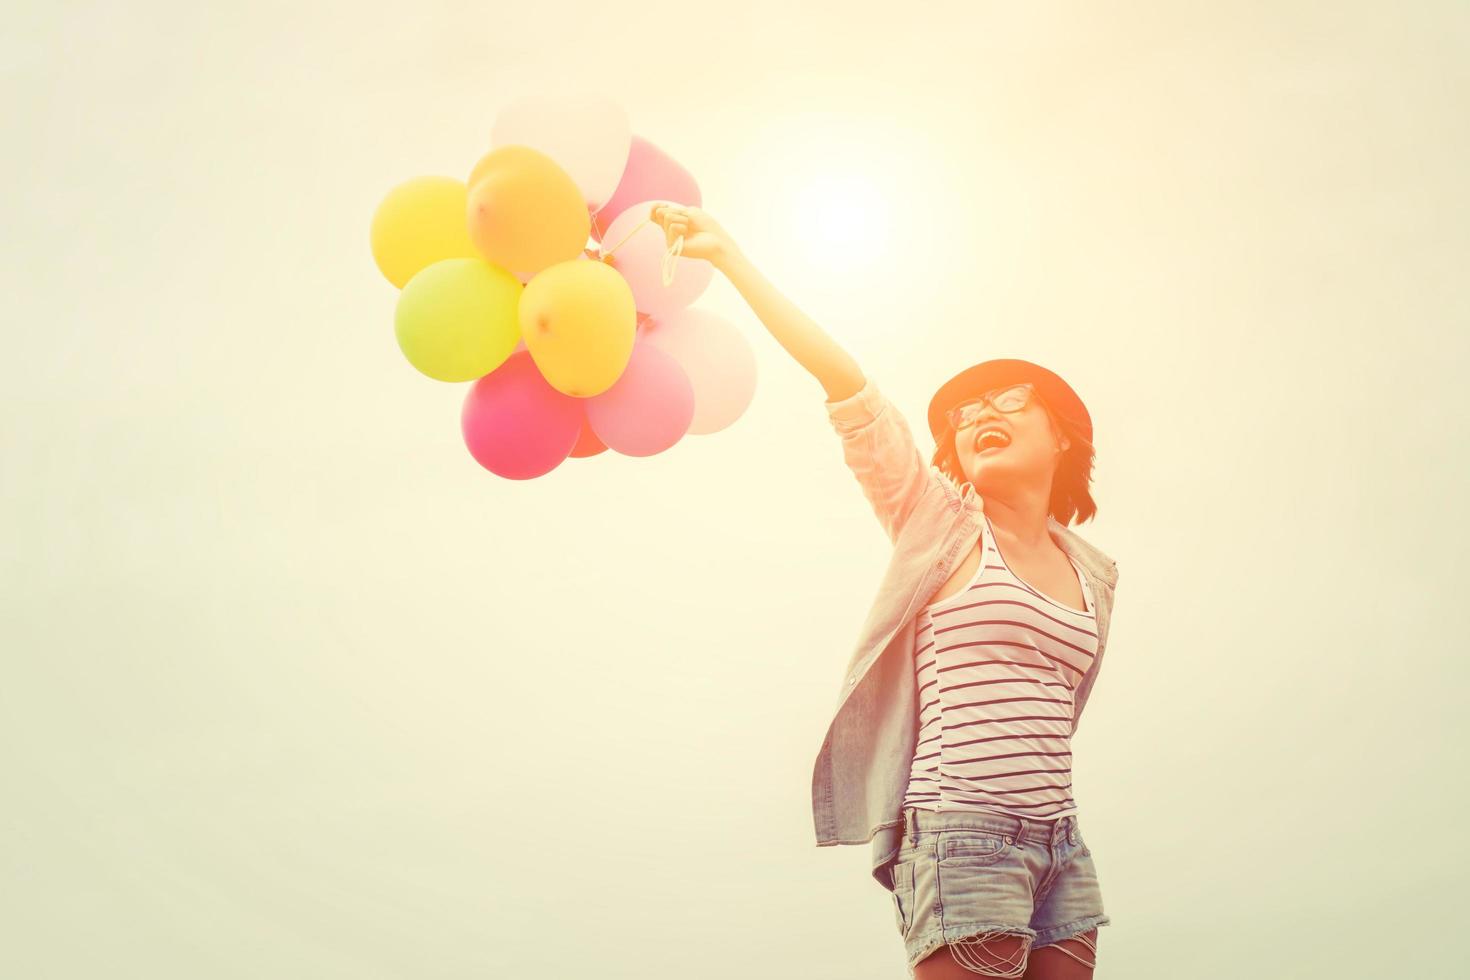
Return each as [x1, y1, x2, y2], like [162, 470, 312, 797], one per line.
[369, 94, 758, 480]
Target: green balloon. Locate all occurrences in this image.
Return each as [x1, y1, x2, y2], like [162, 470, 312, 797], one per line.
[395, 258, 522, 382]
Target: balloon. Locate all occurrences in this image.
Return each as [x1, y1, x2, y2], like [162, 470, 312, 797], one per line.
[519, 258, 636, 398]
[590, 135, 702, 243]
[466, 145, 590, 276]
[600, 199, 713, 318]
[394, 258, 522, 382]
[639, 308, 758, 435]
[488, 94, 631, 211]
[461, 350, 583, 479]
[567, 415, 609, 458]
[514, 246, 596, 285]
[584, 341, 695, 457]
[369, 176, 480, 288]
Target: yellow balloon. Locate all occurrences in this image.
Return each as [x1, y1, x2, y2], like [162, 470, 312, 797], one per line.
[466, 145, 591, 276]
[519, 259, 636, 397]
[395, 258, 522, 382]
[370, 176, 480, 288]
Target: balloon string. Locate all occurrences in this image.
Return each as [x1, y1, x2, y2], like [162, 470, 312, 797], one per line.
[662, 232, 683, 287]
[597, 216, 683, 288]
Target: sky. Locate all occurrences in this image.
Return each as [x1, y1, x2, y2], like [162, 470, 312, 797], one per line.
[4, 2, 1469, 977]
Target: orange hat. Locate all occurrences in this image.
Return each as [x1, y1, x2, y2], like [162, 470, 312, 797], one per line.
[926, 358, 1093, 446]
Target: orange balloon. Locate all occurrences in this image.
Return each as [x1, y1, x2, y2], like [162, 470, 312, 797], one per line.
[519, 259, 636, 398]
[466, 145, 590, 276]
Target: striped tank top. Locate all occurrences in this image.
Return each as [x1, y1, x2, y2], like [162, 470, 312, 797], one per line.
[901, 513, 1100, 821]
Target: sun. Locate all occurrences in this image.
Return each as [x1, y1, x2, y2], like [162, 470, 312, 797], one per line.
[797, 171, 894, 269]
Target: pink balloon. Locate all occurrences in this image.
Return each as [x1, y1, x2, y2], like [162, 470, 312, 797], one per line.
[600, 200, 713, 318]
[461, 350, 583, 479]
[590, 135, 702, 243]
[639, 308, 758, 435]
[584, 341, 694, 456]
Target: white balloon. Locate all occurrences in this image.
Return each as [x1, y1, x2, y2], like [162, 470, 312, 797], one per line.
[639, 307, 758, 435]
[490, 94, 632, 211]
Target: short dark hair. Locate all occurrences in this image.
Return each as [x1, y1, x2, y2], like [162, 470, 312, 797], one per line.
[929, 396, 1098, 526]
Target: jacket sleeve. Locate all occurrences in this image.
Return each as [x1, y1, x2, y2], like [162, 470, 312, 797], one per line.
[823, 375, 938, 544]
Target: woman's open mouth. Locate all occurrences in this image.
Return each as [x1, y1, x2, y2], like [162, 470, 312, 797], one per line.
[974, 429, 1011, 455]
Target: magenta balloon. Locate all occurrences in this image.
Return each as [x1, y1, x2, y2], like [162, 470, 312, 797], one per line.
[461, 350, 583, 479]
[583, 341, 694, 456]
[590, 135, 702, 243]
[601, 200, 713, 318]
[639, 307, 758, 435]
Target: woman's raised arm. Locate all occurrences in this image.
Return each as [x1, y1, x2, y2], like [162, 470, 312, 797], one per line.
[649, 204, 864, 401]
[648, 205, 937, 542]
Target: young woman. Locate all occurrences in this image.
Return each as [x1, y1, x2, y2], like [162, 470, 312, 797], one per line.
[649, 205, 1120, 980]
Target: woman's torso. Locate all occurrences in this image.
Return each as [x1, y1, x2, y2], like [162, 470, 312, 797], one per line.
[902, 512, 1101, 821]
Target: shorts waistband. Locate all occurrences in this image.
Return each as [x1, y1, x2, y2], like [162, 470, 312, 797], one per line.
[902, 804, 1077, 847]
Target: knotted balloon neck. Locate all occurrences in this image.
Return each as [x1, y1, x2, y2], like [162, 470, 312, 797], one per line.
[593, 214, 684, 287]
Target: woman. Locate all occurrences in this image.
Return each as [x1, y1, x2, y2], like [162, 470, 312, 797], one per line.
[649, 205, 1119, 979]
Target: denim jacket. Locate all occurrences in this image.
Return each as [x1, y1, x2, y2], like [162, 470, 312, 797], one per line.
[811, 375, 1120, 893]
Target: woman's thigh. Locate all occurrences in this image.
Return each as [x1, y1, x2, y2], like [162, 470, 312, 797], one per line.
[1024, 929, 1098, 980]
[915, 934, 1029, 979]
[909, 927, 1098, 979]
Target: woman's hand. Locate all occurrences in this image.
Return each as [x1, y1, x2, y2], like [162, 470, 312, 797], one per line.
[648, 203, 739, 268]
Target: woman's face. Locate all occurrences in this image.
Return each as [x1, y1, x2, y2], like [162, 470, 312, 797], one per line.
[952, 391, 1070, 493]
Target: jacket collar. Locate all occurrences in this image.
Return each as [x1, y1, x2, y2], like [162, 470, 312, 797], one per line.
[959, 482, 1118, 589]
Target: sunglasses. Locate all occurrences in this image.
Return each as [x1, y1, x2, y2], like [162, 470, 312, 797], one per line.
[946, 383, 1037, 431]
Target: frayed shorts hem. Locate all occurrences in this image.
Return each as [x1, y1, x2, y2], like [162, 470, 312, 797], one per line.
[903, 923, 1038, 978]
[902, 917, 1109, 977]
[1032, 912, 1111, 949]
[902, 931, 947, 978]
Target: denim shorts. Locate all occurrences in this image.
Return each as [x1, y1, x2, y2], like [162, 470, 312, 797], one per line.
[889, 805, 1110, 978]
